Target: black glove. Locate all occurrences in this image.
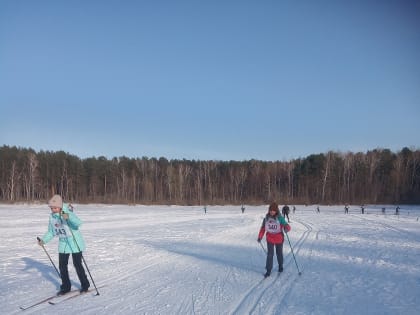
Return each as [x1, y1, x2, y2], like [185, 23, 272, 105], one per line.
[257, 238, 262, 243]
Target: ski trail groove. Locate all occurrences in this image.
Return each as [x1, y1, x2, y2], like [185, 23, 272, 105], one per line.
[228, 219, 313, 315]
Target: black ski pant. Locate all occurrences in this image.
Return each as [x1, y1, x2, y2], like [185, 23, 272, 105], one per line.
[265, 242, 283, 273]
[59, 252, 90, 291]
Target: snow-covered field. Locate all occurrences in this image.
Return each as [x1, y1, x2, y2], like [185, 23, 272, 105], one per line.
[1, 203, 419, 315]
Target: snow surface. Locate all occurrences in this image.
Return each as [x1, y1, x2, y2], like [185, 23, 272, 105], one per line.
[1, 204, 420, 315]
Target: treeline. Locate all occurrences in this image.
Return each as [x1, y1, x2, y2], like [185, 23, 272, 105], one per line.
[0, 145, 419, 205]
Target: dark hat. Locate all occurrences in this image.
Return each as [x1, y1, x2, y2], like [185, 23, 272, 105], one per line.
[268, 202, 279, 214]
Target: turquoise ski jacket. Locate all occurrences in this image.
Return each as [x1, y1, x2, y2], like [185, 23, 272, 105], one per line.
[41, 203, 86, 254]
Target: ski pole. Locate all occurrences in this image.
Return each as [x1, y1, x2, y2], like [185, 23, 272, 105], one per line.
[259, 241, 267, 254]
[285, 232, 302, 276]
[37, 237, 61, 278]
[64, 216, 100, 296]
[80, 252, 100, 295]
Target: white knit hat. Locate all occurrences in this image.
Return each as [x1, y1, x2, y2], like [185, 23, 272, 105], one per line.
[48, 194, 63, 208]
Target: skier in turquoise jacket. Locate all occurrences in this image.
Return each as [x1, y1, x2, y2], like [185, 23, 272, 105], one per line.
[38, 194, 90, 295]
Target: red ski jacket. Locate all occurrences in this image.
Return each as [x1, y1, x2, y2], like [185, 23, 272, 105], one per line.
[258, 214, 291, 244]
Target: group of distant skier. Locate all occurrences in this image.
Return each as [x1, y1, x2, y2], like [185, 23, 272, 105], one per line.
[311, 204, 402, 215]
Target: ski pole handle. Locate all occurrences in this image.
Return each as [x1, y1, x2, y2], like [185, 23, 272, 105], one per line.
[37, 236, 45, 246]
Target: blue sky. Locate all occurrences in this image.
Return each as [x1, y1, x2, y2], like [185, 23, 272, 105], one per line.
[1, 0, 419, 161]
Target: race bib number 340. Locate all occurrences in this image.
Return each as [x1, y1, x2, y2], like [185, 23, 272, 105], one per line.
[265, 218, 282, 234]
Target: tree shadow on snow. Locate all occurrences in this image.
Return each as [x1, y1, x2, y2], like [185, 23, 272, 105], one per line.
[142, 240, 264, 274]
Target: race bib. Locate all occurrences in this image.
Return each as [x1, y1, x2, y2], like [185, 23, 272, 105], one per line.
[265, 217, 282, 234]
[51, 217, 72, 239]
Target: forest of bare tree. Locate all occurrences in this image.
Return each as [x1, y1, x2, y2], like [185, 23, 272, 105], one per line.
[0, 145, 419, 205]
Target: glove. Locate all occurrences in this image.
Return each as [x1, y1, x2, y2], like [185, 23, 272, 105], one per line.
[257, 238, 262, 243]
[61, 212, 69, 220]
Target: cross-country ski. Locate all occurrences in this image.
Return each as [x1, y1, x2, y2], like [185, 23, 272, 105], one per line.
[19, 294, 61, 311]
[48, 288, 99, 305]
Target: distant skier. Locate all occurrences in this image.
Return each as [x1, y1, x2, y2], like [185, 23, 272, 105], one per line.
[344, 205, 349, 214]
[382, 207, 386, 214]
[282, 204, 290, 222]
[395, 206, 400, 215]
[361, 205, 365, 214]
[316, 206, 320, 213]
[292, 206, 296, 214]
[257, 202, 291, 278]
[241, 205, 245, 213]
[204, 206, 207, 214]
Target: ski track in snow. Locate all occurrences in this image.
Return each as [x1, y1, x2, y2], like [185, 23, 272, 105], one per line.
[1, 204, 420, 315]
[229, 217, 314, 315]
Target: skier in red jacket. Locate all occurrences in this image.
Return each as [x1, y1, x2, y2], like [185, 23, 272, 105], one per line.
[258, 202, 291, 277]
